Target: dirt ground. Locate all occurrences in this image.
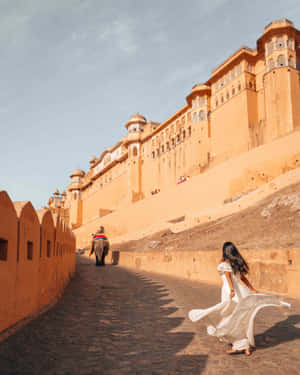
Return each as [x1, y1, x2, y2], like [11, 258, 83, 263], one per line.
[112, 181, 300, 252]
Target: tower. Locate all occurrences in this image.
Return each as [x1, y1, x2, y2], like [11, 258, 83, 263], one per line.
[262, 19, 299, 141]
[68, 168, 85, 228]
[124, 114, 146, 203]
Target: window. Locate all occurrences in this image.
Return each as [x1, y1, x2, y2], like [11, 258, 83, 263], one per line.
[176, 134, 180, 144]
[156, 148, 160, 157]
[237, 63, 242, 75]
[182, 130, 186, 140]
[288, 55, 295, 68]
[47, 240, 51, 258]
[268, 40, 274, 54]
[238, 83, 241, 91]
[188, 126, 192, 137]
[226, 92, 229, 100]
[268, 58, 275, 71]
[277, 37, 284, 49]
[161, 145, 164, 153]
[249, 81, 253, 89]
[152, 151, 155, 159]
[132, 146, 138, 157]
[287, 39, 294, 50]
[232, 87, 235, 95]
[166, 142, 170, 151]
[207, 111, 211, 121]
[0, 238, 8, 261]
[27, 241, 33, 260]
[215, 100, 218, 107]
[221, 96, 224, 104]
[277, 55, 286, 67]
[171, 138, 175, 148]
[193, 112, 197, 123]
[199, 110, 206, 121]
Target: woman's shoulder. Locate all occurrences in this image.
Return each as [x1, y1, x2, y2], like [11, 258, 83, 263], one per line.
[217, 261, 232, 273]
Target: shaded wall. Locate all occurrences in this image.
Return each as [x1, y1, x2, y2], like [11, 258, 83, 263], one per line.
[111, 248, 300, 299]
[0, 194, 76, 334]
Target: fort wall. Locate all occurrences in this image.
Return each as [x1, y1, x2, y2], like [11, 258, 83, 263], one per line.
[109, 248, 300, 300]
[0, 191, 76, 334]
[50, 19, 300, 244]
[73, 129, 300, 248]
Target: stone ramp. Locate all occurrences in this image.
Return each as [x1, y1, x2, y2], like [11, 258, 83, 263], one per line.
[0, 255, 299, 375]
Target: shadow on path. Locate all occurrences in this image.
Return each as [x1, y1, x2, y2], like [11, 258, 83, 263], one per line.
[255, 314, 300, 349]
[0, 256, 207, 375]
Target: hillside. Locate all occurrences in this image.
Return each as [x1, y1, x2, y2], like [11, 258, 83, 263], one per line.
[113, 180, 300, 252]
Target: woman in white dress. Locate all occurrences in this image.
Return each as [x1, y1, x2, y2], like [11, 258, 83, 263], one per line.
[188, 242, 290, 356]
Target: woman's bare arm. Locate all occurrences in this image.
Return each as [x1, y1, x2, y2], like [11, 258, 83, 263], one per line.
[224, 271, 235, 299]
[240, 273, 259, 293]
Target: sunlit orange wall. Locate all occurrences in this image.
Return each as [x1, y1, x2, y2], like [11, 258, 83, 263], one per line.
[0, 193, 76, 334]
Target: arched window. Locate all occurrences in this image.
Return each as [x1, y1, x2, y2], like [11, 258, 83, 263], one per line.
[215, 99, 218, 107]
[132, 146, 138, 157]
[277, 36, 284, 49]
[288, 39, 295, 50]
[237, 63, 242, 75]
[238, 82, 241, 91]
[226, 91, 229, 100]
[199, 110, 206, 121]
[277, 55, 286, 67]
[188, 126, 192, 137]
[193, 112, 197, 123]
[182, 130, 186, 140]
[152, 151, 155, 159]
[249, 81, 253, 89]
[268, 58, 275, 71]
[288, 55, 295, 68]
[221, 96, 224, 104]
[232, 87, 236, 95]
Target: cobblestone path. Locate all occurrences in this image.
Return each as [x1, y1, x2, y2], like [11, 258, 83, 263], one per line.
[1, 256, 300, 375]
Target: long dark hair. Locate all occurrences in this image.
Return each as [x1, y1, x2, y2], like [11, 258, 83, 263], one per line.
[222, 242, 249, 275]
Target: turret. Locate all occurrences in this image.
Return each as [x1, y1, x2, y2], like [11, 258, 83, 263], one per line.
[263, 19, 296, 72]
[124, 114, 146, 202]
[68, 168, 85, 228]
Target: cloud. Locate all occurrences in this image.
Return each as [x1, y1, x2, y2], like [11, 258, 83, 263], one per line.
[99, 17, 138, 54]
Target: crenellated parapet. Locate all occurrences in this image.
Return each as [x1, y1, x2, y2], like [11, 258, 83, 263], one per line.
[0, 190, 76, 334]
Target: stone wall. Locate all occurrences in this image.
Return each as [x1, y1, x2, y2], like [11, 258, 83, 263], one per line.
[74, 129, 300, 248]
[110, 248, 300, 299]
[0, 191, 76, 334]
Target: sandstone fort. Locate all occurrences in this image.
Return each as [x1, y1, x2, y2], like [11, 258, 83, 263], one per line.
[48, 19, 300, 248]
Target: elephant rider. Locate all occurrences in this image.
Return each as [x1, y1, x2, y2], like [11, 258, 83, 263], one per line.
[89, 226, 109, 266]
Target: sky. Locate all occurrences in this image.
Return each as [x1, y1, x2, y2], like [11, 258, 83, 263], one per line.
[1, 0, 300, 209]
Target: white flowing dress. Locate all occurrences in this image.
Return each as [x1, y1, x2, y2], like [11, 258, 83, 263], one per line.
[188, 262, 290, 351]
